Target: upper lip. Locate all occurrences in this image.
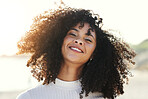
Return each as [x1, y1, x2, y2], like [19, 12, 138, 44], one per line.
[68, 45, 84, 53]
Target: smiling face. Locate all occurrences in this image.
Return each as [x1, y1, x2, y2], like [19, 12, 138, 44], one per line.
[62, 23, 96, 66]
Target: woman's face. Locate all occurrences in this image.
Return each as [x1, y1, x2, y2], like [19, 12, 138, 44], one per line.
[62, 23, 96, 65]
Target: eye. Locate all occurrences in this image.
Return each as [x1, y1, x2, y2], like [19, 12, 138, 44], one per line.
[85, 38, 92, 42]
[69, 33, 76, 36]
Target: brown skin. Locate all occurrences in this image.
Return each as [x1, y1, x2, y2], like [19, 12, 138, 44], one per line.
[57, 23, 96, 81]
[17, 8, 136, 98]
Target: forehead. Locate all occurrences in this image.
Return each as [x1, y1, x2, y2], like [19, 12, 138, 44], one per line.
[74, 23, 92, 29]
[72, 23, 96, 38]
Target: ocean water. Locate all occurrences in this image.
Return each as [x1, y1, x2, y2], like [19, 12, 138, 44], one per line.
[0, 56, 40, 92]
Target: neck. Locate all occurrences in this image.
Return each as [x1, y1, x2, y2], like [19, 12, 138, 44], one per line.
[57, 61, 83, 81]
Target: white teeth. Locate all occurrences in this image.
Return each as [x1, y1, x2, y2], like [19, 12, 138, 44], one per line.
[70, 47, 82, 52]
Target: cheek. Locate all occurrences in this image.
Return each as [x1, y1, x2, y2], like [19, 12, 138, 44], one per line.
[88, 43, 96, 50]
[86, 44, 96, 55]
[62, 37, 74, 53]
[63, 37, 73, 46]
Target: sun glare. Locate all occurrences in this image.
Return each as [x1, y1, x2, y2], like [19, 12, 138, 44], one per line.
[0, 0, 148, 56]
[0, 1, 26, 56]
[0, 0, 51, 56]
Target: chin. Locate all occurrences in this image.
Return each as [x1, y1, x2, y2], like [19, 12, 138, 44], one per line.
[65, 56, 87, 65]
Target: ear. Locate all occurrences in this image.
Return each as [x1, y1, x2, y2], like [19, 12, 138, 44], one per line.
[90, 54, 94, 60]
[90, 48, 96, 60]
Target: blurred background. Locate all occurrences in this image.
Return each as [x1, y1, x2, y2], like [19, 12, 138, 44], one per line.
[0, 0, 148, 99]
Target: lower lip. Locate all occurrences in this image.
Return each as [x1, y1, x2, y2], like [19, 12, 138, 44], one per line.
[69, 47, 82, 53]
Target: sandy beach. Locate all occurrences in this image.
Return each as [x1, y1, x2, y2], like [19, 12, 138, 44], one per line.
[116, 70, 148, 99]
[1, 70, 148, 99]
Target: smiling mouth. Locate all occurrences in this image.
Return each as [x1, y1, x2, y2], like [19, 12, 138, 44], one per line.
[69, 46, 84, 53]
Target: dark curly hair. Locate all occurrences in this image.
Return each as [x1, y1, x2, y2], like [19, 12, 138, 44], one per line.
[17, 7, 136, 99]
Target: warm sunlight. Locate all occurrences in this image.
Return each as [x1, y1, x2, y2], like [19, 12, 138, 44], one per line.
[0, 1, 25, 56]
[0, 0, 148, 56]
[0, 1, 148, 99]
[0, 0, 51, 56]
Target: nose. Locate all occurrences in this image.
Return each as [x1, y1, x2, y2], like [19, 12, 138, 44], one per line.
[74, 39, 83, 46]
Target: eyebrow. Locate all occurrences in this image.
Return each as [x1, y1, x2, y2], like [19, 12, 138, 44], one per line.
[70, 28, 95, 39]
[70, 28, 79, 32]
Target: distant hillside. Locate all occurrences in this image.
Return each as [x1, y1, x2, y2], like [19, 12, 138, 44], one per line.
[130, 39, 148, 71]
[131, 39, 148, 53]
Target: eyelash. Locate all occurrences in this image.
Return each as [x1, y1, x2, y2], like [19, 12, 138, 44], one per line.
[69, 33, 76, 36]
[85, 38, 92, 42]
[69, 33, 92, 43]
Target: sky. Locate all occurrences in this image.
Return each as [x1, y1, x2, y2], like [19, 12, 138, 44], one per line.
[0, 0, 148, 56]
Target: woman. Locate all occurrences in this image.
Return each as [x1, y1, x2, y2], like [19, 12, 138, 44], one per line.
[17, 7, 136, 99]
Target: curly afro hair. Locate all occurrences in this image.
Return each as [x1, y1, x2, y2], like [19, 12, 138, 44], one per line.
[17, 7, 136, 99]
